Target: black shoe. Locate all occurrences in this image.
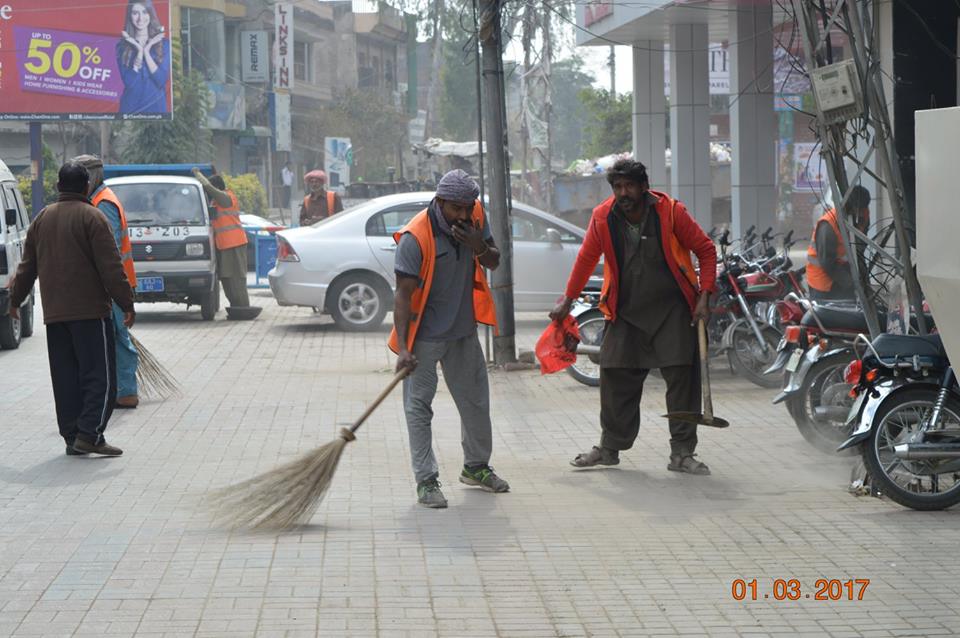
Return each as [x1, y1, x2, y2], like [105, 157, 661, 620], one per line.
[72, 439, 123, 456]
[65, 443, 89, 456]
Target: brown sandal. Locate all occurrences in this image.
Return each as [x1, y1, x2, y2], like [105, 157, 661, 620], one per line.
[667, 454, 711, 475]
[570, 446, 620, 468]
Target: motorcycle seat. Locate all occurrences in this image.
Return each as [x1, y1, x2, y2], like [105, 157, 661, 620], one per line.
[801, 303, 881, 333]
[871, 333, 946, 360]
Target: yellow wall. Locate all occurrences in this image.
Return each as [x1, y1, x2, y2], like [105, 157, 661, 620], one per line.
[170, 0, 245, 34]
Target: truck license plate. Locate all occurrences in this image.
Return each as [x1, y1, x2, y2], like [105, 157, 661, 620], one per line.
[785, 349, 803, 372]
[137, 276, 164, 292]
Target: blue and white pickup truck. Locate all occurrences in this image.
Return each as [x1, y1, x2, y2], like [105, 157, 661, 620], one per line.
[104, 164, 221, 320]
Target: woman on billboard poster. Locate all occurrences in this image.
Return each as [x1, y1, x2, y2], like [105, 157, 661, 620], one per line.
[116, 0, 169, 115]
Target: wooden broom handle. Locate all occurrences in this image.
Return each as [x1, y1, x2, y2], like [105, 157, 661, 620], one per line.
[348, 368, 409, 434]
[697, 318, 714, 422]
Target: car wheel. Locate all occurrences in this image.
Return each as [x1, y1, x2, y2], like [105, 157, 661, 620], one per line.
[329, 273, 389, 331]
[20, 295, 34, 338]
[201, 280, 220, 321]
[0, 310, 22, 350]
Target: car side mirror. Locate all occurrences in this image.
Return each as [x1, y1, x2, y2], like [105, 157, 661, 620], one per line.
[5, 208, 17, 228]
[546, 227, 563, 247]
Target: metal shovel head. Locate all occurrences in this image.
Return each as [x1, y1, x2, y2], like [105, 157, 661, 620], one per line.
[662, 411, 731, 428]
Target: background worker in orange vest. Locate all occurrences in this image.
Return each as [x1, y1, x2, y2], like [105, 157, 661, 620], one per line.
[391, 169, 509, 508]
[192, 167, 252, 311]
[74, 155, 140, 409]
[299, 169, 343, 226]
[806, 185, 871, 301]
[551, 159, 717, 475]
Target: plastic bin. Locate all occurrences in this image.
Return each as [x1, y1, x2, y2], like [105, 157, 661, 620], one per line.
[255, 233, 278, 280]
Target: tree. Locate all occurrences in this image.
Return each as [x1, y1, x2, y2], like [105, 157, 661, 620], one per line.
[297, 89, 407, 182]
[122, 42, 213, 164]
[579, 88, 632, 158]
[549, 57, 593, 164]
[17, 145, 60, 208]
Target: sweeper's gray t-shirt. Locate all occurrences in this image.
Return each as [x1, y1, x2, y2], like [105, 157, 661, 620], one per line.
[395, 214, 492, 342]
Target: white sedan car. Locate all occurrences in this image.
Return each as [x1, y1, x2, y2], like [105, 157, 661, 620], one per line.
[268, 192, 598, 330]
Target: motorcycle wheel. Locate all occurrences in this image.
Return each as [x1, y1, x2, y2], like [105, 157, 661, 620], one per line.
[862, 387, 960, 510]
[785, 352, 857, 455]
[726, 323, 782, 388]
[567, 310, 604, 387]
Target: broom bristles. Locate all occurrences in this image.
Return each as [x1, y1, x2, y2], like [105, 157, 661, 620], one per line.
[130, 333, 181, 399]
[207, 430, 354, 530]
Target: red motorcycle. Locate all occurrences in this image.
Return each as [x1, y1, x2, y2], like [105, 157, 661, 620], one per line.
[709, 229, 792, 388]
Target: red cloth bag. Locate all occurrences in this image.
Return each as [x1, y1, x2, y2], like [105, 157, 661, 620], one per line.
[536, 316, 581, 374]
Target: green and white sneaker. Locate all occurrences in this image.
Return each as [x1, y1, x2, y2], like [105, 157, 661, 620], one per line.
[417, 478, 448, 508]
[459, 465, 510, 493]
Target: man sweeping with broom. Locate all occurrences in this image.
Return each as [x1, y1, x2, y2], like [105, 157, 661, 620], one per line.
[74, 155, 140, 409]
[390, 169, 510, 508]
[207, 170, 508, 527]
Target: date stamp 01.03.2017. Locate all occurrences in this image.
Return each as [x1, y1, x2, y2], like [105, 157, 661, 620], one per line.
[731, 579, 870, 601]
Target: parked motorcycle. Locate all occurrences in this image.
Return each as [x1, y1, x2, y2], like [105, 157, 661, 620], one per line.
[568, 289, 604, 387]
[770, 295, 937, 454]
[840, 332, 960, 510]
[712, 229, 783, 388]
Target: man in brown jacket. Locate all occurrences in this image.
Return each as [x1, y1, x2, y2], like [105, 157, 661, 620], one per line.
[8, 161, 136, 456]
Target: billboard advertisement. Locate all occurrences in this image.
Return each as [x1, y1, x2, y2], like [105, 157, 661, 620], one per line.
[324, 137, 351, 190]
[207, 82, 245, 130]
[0, 0, 172, 121]
[794, 142, 828, 192]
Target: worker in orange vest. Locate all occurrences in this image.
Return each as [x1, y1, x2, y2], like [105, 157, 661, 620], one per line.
[806, 185, 871, 301]
[74, 155, 140, 409]
[192, 168, 251, 311]
[390, 169, 509, 508]
[299, 169, 343, 226]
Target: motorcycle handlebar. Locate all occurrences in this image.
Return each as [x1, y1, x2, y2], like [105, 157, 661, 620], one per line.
[762, 227, 773, 241]
[720, 229, 731, 245]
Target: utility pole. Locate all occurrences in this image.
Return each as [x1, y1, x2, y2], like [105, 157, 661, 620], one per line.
[520, 2, 533, 202]
[29, 123, 43, 218]
[791, 0, 927, 336]
[478, 0, 516, 364]
[609, 45, 616, 94]
[99, 122, 111, 163]
[542, 7, 554, 213]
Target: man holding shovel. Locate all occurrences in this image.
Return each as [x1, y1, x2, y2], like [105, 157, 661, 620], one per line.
[390, 169, 509, 508]
[550, 159, 717, 474]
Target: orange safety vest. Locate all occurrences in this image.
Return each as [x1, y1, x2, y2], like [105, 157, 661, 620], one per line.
[590, 193, 703, 321]
[302, 191, 338, 218]
[387, 201, 497, 354]
[806, 208, 847, 292]
[92, 187, 137, 288]
[211, 190, 248, 250]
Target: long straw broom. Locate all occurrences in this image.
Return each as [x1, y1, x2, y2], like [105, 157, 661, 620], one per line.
[207, 368, 408, 531]
[130, 333, 181, 399]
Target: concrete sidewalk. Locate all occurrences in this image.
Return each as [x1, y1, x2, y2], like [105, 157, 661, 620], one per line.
[0, 295, 958, 637]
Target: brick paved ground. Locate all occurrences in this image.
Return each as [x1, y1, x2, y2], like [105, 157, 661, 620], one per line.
[1, 291, 958, 637]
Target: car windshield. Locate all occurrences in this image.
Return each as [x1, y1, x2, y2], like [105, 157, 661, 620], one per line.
[109, 183, 206, 226]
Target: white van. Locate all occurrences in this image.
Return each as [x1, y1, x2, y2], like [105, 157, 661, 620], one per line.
[0, 158, 35, 349]
[105, 175, 219, 320]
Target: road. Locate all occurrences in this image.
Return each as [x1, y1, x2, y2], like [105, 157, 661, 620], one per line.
[0, 290, 957, 637]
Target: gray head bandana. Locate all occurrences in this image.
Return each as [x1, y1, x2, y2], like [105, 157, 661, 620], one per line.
[73, 154, 104, 194]
[435, 169, 479, 204]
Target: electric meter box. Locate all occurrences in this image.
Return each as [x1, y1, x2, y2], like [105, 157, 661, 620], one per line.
[810, 59, 863, 125]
